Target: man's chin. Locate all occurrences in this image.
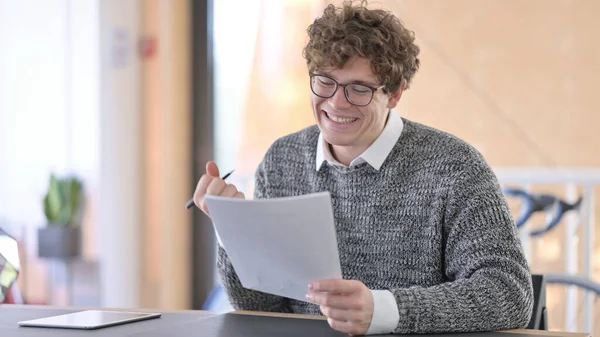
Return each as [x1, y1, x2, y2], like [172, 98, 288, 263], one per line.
[322, 133, 355, 147]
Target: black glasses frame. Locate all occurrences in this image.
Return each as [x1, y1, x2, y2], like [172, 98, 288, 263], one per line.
[309, 73, 385, 107]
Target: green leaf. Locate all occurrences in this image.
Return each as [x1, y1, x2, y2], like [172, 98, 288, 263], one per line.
[43, 174, 63, 224]
[42, 174, 85, 227]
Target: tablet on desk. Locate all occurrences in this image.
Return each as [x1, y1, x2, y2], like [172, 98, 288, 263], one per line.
[17, 310, 162, 330]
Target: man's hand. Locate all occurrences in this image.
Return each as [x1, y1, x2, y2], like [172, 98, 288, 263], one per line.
[193, 161, 245, 216]
[306, 279, 374, 335]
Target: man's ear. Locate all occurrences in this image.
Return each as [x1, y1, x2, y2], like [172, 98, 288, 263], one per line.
[387, 80, 406, 109]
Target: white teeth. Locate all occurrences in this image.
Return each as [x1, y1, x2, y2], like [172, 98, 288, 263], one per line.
[326, 112, 357, 124]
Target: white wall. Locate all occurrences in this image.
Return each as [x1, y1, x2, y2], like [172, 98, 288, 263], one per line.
[0, 0, 142, 307]
[0, 0, 69, 228]
[213, 0, 262, 174]
[97, 0, 142, 309]
[0, 0, 99, 234]
[0, 0, 184, 310]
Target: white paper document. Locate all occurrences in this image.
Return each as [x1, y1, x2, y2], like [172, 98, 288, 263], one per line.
[204, 192, 342, 302]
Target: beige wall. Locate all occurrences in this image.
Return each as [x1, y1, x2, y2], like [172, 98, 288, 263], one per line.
[237, 0, 600, 169]
[386, 0, 600, 168]
[140, 0, 192, 310]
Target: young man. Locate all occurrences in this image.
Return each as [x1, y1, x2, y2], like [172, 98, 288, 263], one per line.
[194, 1, 533, 335]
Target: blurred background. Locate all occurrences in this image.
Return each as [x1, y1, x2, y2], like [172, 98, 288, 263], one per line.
[0, 0, 599, 334]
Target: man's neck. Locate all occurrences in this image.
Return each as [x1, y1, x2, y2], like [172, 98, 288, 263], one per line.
[329, 143, 368, 167]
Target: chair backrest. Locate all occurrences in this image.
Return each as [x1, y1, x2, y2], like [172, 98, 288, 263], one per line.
[527, 274, 547, 330]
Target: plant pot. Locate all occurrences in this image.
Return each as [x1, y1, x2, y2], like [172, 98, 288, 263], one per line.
[37, 226, 81, 259]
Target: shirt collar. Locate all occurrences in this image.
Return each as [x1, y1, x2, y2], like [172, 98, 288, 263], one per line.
[316, 109, 404, 171]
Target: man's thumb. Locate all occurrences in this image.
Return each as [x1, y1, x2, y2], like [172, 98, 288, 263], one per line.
[206, 161, 220, 178]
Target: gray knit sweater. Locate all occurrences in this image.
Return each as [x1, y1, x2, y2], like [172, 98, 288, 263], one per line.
[216, 118, 534, 334]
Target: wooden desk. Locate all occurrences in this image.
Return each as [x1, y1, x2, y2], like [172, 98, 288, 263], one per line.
[0, 305, 591, 337]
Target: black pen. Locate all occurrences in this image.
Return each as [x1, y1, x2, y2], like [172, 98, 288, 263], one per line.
[185, 170, 234, 209]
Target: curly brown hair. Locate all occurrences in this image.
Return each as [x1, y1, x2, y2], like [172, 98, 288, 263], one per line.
[303, 0, 420, 93]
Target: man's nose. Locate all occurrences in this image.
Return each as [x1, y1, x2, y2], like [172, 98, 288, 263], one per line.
[328, 86, 352, 110]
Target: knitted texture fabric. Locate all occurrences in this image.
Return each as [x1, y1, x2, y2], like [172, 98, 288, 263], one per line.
[216, 118, 533, 334]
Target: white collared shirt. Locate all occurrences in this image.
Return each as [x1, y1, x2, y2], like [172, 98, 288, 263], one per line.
[315, 109, 403, 335]
[316, 109, 404, 171]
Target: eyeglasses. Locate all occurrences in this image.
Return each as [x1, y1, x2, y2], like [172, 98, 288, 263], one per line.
[309, 73, 385, 107]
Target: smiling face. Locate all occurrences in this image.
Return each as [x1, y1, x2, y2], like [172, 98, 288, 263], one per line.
[311, 57, 403, 163]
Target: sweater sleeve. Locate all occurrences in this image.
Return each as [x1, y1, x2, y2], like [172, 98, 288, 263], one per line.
[390, 155, 534, 334]
[215, 160, 291, 313]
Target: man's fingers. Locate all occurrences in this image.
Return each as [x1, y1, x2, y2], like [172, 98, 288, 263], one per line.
[192, 162, 243, 215]
[221, 184, 238, 197]
[199, 197, 210, 215]
[206, 178, 227, 196]
[319, 306, 355, 322]
[193, 174, 214, 207]
[326, 318, 362, 335]
[196, 178, 227, 214]
[206, 161, 220, 178]
[308, 280, 372, 336]
[310, 279, 362, 294]
[308, 293, 362, 310]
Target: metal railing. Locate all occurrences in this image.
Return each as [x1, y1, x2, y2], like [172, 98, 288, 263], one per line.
[496, 167, 600, 333]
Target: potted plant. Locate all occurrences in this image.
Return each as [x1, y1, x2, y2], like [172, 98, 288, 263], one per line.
[37, 174, 85, 259]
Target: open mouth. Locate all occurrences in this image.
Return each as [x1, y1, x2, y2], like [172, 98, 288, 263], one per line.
[324, 111, 358, 124]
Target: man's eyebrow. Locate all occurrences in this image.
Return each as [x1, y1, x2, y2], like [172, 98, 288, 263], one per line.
[351, 79, 380, 87]
[315, 71, 379, 87]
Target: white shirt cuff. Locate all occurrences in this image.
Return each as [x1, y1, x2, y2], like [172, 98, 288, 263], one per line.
[366, 290, 399, 335]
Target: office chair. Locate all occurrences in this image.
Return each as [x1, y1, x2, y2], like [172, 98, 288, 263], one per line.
[527, 274, 548, 330]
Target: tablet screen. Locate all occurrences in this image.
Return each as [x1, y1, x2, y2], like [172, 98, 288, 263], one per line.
[18, 310, 161, 329]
